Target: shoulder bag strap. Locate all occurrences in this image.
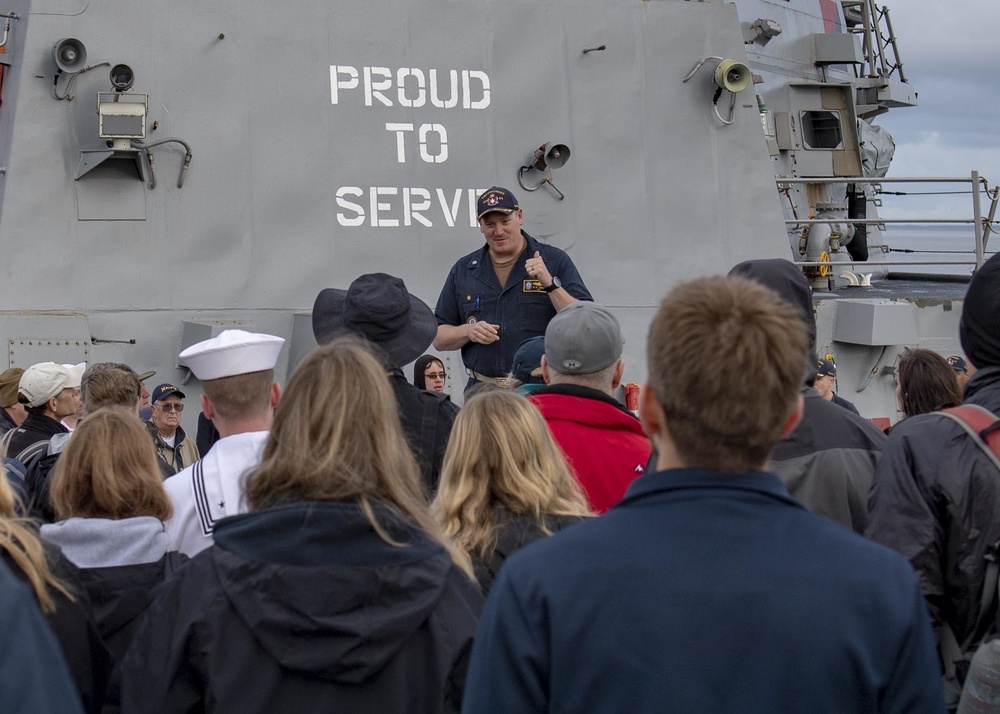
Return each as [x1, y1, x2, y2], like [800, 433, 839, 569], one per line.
[939, 406, 1000, 652]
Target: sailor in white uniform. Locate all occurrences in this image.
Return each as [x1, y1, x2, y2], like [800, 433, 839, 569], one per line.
[164, 329, 284, 557]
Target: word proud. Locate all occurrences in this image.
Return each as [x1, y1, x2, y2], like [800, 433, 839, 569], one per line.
[330, 66, 491, 109]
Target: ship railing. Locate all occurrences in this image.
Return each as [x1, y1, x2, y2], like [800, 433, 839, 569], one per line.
[777, 173, 999, 271]
[841, 0, 905, 82]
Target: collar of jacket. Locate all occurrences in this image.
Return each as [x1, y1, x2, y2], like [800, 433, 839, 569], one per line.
[964, 365, 1000, 403]
[21, 412, 67, 439]
[146, 418, 186, 443]
[529, 383, 634, 415]
[465, 230, 539, 270]
[618, 468, 799, 509]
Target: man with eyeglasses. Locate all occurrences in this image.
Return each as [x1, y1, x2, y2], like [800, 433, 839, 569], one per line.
[147, 383, 200, 479]
[433, 186, 592, 393]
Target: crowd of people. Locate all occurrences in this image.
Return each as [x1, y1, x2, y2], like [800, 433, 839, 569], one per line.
[0, 185, 997, 713]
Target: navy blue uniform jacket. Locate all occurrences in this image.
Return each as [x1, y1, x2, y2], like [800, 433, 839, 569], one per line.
[463, 468, 945, 713]
[434, 232, 591, 378]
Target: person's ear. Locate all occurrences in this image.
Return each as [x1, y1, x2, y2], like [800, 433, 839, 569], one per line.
[779, 394, 805, 440]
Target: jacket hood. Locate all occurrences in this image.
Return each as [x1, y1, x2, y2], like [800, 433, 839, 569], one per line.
[211, 500, 456, 684]
[41, 516, 170, 568]
[728, 259, 816, 383]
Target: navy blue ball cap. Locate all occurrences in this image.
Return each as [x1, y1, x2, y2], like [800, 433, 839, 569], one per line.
[151, 383, 185, 403]
[476, 187, 519, 220]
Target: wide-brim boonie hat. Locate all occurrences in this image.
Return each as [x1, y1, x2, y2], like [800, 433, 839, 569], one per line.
[312, 273, 437, 368]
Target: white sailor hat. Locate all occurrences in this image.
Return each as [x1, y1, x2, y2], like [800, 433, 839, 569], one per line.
[179, 329, 285, 381]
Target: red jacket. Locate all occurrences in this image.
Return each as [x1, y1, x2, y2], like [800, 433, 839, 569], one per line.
[529, 385, 650, 513]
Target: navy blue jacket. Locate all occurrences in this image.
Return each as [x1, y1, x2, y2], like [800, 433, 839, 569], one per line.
[434, 232, 591, 378]
[463, 468, 945, 713]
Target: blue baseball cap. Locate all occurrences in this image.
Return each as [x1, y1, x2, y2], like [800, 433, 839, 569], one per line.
[151, 383, 185, 403]
[512, 336, 546, 384]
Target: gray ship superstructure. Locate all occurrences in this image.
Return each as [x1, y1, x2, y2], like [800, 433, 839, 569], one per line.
[0, 0, 991, 425]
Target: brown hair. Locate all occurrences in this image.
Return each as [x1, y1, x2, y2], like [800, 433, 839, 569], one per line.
[81, 363, 140, 413]
[0, 474, 73, 612]
[202, 369, 274, 421]
[432, 391, 592, 563]
[897, 348, 962, 418]
[646, 275, 808, 472]
[244, 338, 473, 577]
[51, 407, 172, 520]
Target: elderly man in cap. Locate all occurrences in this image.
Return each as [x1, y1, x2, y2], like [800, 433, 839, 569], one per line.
[164, 329, 284, 556]
[6, 362, 76, 463]
[814, 358, 860, 415]
[147, 383, 200, 479]
[433, 186, 593, 393]
[526, 303, 649, 513]
[314, 273, 458, 493]
[868, 251, 1000, 705]
[0, 367, 25, 436]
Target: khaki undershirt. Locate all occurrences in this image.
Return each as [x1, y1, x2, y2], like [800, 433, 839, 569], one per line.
[491, 253, 519, 289]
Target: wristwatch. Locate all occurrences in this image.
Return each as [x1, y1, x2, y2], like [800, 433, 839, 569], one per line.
[544, 276, 562, 293]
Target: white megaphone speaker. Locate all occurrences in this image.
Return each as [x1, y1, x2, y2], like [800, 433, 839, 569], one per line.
[714, 59, 751, 93]
[51, 38, 87, 73]
[530, 142, 571, 171]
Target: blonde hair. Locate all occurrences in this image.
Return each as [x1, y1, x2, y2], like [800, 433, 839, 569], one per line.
[432, 391, 592, 563]
[0, 473, 73, 612]
[244, 338, 473, 578]
[646, 275, 808, 472]
[51, 407, 172, 521]
[202, 369, 274, 421]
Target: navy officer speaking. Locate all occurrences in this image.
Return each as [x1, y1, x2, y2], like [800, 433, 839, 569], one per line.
[433, 186, 592, 390]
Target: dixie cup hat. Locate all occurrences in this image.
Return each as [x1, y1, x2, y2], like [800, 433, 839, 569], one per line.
[180, 329, 285, 381]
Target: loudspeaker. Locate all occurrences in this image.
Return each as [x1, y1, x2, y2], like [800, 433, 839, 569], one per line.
[714, 59, 751, 93]
[51, 38, 87, 73]
[531, 142, 571, 171]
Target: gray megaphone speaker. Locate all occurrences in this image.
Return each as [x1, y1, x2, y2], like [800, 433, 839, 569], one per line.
[51, 38, 87, 73]
[531, 142, 571, 171]
[714, 59, 751, 93]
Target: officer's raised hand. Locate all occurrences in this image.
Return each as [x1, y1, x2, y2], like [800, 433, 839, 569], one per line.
[526, 251, 553, 288]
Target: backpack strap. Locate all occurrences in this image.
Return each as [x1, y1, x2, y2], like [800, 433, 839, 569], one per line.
[938, 406, 1000, 655]
[16, 439, 50, 469]
[939, 405, 1000, 472]
[0, 428, 16, 459]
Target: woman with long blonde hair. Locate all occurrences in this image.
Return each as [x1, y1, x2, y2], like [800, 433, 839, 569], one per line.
[433, 390, 593, 592]
[121, 338, 483, 713]
[0, 450, 112, 714]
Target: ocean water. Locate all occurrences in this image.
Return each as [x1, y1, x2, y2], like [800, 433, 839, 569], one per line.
[878, 224, 995, 276]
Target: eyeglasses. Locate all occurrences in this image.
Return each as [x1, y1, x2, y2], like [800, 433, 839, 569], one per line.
[425, 371, 447, 380]
[155, 403, 184, 412]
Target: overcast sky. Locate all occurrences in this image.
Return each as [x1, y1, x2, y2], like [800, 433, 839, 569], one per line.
[873, 1, 999, 223]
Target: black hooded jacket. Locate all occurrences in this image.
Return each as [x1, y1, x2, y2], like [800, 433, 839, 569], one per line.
[867, 366, 1000, 645]
[120, 500, 483, 714]
[729, 259, 885, 533]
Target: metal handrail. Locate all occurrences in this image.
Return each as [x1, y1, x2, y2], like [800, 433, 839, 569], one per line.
[777, 172, 998, 270]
